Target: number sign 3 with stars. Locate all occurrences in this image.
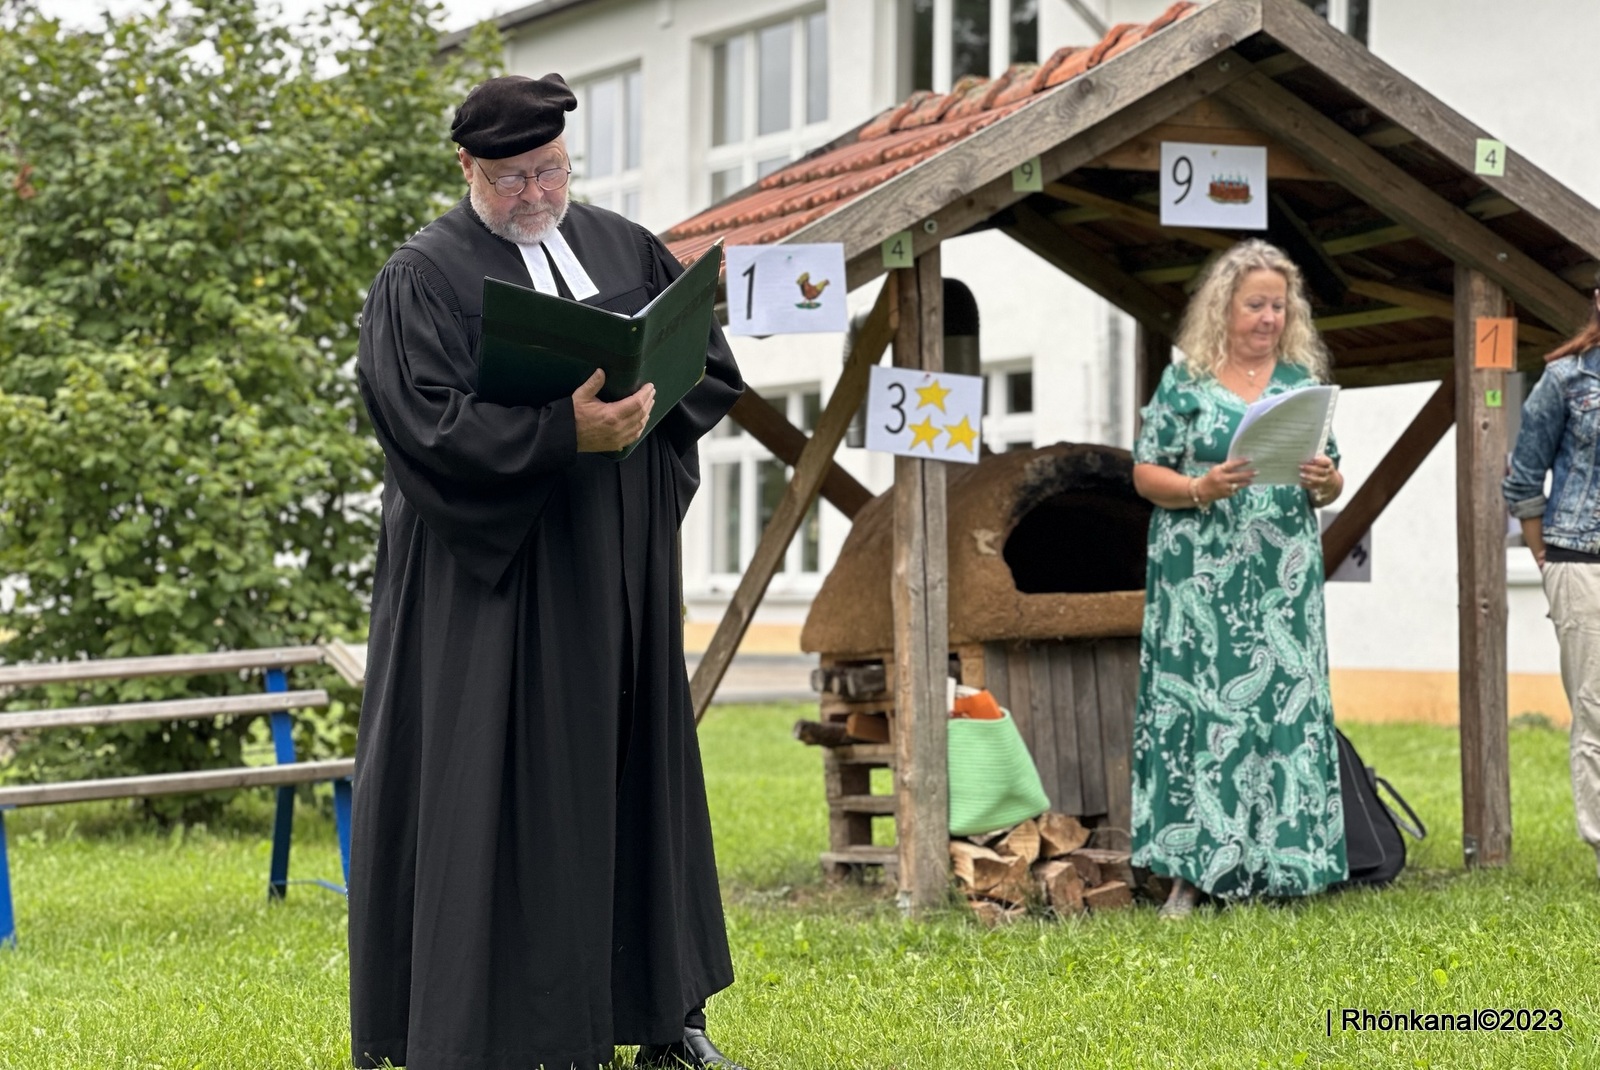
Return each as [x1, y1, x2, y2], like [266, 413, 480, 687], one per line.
[864, 366, 984, 464]
[724, 243, 849, 336]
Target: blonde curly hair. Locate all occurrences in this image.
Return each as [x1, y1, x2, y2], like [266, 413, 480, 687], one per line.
[1174, 239, 1329, 382]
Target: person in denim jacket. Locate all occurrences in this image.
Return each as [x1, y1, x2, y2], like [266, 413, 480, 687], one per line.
[1503, 273, 1600, 880]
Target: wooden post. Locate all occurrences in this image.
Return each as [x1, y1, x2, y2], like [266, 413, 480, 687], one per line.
[1454, 265, 1512, 868]
[891, 250, 950, 913]
[690, 285, 897, 721]
[1133, 322, 1171, 414]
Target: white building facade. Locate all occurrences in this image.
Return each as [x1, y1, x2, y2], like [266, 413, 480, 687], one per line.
[467, 0, 1600, 723]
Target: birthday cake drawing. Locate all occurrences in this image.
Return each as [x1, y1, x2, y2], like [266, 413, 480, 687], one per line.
[1207, 174, 1253, 204]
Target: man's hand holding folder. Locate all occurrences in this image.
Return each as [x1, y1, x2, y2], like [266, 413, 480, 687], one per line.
[574, 370, 656, 453]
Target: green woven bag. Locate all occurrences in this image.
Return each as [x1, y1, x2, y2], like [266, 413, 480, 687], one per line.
[946, 708, 1051, 837]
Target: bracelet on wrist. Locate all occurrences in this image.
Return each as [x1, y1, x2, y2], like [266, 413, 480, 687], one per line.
[1188, 476, 1210, 513]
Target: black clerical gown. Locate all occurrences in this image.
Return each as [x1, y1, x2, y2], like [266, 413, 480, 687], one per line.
[349, 198, 743, 1070]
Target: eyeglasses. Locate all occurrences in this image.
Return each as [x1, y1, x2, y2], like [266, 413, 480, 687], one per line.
[474, 158, 571, 197]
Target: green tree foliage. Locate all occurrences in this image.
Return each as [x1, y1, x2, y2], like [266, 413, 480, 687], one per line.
[0, 0, 498, 815]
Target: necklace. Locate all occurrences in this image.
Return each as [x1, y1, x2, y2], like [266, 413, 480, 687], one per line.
[1232, 357, 1273, 381]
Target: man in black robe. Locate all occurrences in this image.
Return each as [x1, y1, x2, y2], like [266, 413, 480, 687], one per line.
[349, 73, 748, 1070]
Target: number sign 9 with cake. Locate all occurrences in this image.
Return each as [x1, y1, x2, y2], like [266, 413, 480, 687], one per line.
[1159, 141, 1269, 231]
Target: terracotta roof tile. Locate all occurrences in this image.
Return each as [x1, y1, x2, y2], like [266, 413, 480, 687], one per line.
[858, 90, 938, 140]
[1142, 1, 1199, 38]
[663, 2, 1204, 260]
[899, 75, 986, 130]
[1085, 23, 1141, 67]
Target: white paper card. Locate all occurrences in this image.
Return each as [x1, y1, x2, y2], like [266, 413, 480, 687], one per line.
[1320, 510, 1372, 582]
[864, 366, 984, 465]
[1159, 142, 1269, 230]
[725, 243, 849, 336]
[1227, 385, 1339, 485]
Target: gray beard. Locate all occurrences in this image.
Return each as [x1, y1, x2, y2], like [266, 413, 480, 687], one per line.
[470, 185, 569, 246]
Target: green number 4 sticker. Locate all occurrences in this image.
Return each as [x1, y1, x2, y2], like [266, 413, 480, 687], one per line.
[1475, 138, 1507, 177]
[881, 231, 914, 269]
[1486, 389, 1503, 408]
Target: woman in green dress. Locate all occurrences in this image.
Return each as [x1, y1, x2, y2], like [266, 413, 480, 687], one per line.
[1130, 240, 1348, 918]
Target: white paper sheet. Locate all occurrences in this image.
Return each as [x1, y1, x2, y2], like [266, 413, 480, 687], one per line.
[1227, 385, 1339, 485]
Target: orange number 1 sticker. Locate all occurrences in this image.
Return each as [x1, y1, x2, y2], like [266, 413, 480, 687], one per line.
[1474, 317, 1516, 370]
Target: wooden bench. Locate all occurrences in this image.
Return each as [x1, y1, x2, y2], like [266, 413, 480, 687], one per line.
[0, 646, 363, 947]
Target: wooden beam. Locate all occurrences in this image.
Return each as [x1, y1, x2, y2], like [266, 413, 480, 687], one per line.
[1314, 306, 1432, 333]
[0, 690, 329, 733]
[1344, 280, 1560, 347]
[1268, 191, 1348, 304]
[1322, 377, 1453, 579]
[1454, 264, 1512, 868]
[1323, 224, 1416, 257]
[1218, 72, 1589, 334]
[0, 647, 326, 688]
[1134, 322, 1172, 414]
[0, 759, 355, 808]
[1133, 262, 1203, 285]
[1044, 183, 1234, 252]
[1332, 358, 1453, 389]
[691, 285, 897, 722]
[1002, 202, 1185, 332]
[1261, 0, 1600, 261]
[729, 388, 874, 519]
[891, 251, 950, 914]
[1083, 122, 1324, 181]
[782, 0, 1265, 290]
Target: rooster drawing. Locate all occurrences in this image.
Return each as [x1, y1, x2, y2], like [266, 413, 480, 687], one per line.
[795, 272, 831, 306]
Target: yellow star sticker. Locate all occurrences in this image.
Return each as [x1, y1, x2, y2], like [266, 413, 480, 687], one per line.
[943, 415, 977, 454]
[915, 378, 952, 412]
[908, 416, 942, 450]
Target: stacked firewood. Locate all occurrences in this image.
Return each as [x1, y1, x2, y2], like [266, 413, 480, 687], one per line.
[950, 812, 1138, 925]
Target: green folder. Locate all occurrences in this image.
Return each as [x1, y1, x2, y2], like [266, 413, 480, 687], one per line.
[476, 241, 724, 459]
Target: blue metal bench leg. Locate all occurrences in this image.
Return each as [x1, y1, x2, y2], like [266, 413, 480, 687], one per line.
[0, 808, 15, 948]
[334, 777, 353, 892]
[265, 670, 297, 902]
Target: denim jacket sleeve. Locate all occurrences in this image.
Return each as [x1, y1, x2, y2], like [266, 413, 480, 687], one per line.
[1502, 361, 1568, 520]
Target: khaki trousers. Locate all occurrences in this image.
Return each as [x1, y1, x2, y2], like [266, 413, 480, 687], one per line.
[1543, 561, 1600, 874]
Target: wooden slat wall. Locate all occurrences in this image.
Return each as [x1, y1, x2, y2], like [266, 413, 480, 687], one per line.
[981, 637, 1141, 832]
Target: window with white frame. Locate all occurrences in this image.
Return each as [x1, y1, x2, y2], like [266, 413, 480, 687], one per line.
[909, 0, 1039, 93]
[706, 10, 830, 204]
[704, 388, 824, 580]
[1299, 0, 1369, 44]
[567, 67, 644, 221]
[984, 362, 1034, 452]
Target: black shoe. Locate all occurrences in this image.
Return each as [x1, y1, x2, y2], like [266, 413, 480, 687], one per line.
[634, 1027, 749, 1069]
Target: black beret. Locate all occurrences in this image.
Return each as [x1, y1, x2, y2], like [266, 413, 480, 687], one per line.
[451, 74, 577, 159]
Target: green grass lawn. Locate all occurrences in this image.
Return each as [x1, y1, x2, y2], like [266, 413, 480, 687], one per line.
[1, 707, 1595, 1069]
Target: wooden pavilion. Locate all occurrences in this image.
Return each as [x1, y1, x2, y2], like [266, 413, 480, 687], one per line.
[661, 0, 1600, 909]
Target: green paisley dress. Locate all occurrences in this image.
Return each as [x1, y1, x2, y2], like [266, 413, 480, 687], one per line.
[1130, 361, 1348, 899]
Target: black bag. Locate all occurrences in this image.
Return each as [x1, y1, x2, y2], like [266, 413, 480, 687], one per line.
[1334, 728, 1426, 889]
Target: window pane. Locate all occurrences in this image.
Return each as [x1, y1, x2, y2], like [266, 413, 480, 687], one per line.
[801, 391, 821, 432]
[622, 189, 640, 220]
[758, 458, 787, 546]
[588, 77, 617, 178]
[624, 69, 643, 170]
[1347, 0, 1370, 43]
[756, 155, 789, 179]
[1007, 370, 1033, 414]
[711, 415, 743, 438]
[952, 0, 991, 81]
[1003, 439, 1034, 453]
[711, 166, 743, 202]
[801, 497, 820, 573]
[805, 11, 828, 124]
[712, 38, 744, 146]
[757, 21, 793, 136]
[712, 463, 741, 572]
[911, 0, 934, 92]
[1010, 0, 1039, 64]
